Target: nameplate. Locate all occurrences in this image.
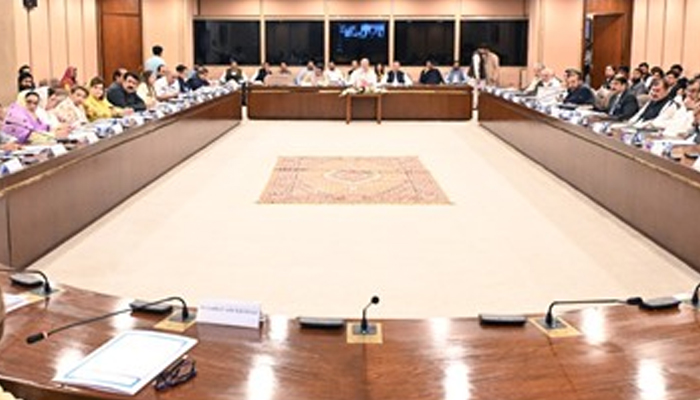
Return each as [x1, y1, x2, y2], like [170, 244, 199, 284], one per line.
[693, 158, 700, 172]
[2, 158, 24, 174]
[111, 123, 124, 135]
[50, 144, 68, 157]
[85, 132, 100, 144]
[197, 299, 261, 329]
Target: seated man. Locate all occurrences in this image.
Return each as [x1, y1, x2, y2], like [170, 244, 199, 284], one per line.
[348, 58, 377, 89]
[382, 61, 412, 87]
[629, 67, 648, 96]
[279, 62, 292, 75]
[345, 60, 359, 85]
[445, 61, 468, 85]
[563, 70, 595, 106]
[175, 64, 190, 93]
[661, 77, 698, 137]
[253, 62, 272, 84]
[187, 67, 211, 91]
[153, 68, 181, 102]
[419, 60, 444, 85]
[601, 76, 639, 121]
[220, 59, 247, 85]
[627, 79, 682, 130]
[324, 61, 345, 86]
[535, 68, 564, 104]
[107, 71, 147, 112]
[295, 61, 315, 86]
[522, 63, 545, 94]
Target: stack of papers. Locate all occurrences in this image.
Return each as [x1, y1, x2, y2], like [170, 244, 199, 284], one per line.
[54, 330, 197, 395]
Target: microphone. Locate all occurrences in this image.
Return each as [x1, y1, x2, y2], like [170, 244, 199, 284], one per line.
[691, 282, 700, 306]
[543, 297, 642, 328]
[360, 295, 380, 334]
[0, 267, 52, 295]
[26, 296, 190, 344]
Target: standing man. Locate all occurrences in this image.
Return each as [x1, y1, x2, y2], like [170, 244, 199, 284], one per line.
[144, 45, 166, 73]
[470, 44, 500, 86]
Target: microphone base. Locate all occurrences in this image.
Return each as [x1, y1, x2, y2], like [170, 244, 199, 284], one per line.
[531, 317, 581, 338]
[154, 310, 197, 333]
[346, 322, 383, 344]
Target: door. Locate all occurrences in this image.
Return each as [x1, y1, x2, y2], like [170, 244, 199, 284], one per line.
[590, 14, 624, 89]
[99, 0, 143, 81]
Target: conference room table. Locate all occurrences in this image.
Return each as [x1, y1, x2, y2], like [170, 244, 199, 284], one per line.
[1, 280, 700, 399]
[478, 91, 700, 274]
[0, 91, 242, 268]
[247, 85, 473, 121]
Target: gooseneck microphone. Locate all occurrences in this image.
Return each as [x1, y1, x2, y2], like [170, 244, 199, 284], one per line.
[691, 283, 700, 306]
[360, 295, 380, 334]
[26, 296, 190, 345]
[545, 297, 642, 328]
[0, 267, 52, 295]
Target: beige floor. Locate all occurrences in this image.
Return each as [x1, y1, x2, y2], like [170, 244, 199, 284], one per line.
[33, 118, 699, 319]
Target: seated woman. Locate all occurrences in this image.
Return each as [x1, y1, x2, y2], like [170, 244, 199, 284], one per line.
[83, 77, 131, 121]
[50, 86, 89, 127]
[17, 72, 35, 92]
[137, 70, 158, 109]
[59, 66, 78, 90]
[1, 91, 59, 145]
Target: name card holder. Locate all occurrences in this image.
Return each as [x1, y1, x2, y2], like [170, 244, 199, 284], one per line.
[1, 158, 24, 175]
[197, 299, 262, 329]
[50, 144, 68, 157]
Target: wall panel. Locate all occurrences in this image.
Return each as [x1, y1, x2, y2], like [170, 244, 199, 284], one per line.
[461, 0, 527, 16]
[662, 0, 683, 68]
[198, 0, 261, 16]
[48, 0, 69, 80]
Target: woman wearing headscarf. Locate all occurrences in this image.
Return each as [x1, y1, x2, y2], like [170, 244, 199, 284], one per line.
[51, 86, 89, 127]
[1, 91, 54, 144]
[59, 66, 78, 90]
[83, 77, 131, 121]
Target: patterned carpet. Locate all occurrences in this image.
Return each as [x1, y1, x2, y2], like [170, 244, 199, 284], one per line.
[259, 156, 451, 205]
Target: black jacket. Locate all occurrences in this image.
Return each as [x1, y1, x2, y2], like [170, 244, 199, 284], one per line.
[419, 68, 444, 85]
[606, 90, 640, 121]
[564, 85, 595, 105]
[106, 84, 147, 112]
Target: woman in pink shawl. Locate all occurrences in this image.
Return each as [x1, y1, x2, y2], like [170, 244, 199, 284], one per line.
[1, 92, 51, 144]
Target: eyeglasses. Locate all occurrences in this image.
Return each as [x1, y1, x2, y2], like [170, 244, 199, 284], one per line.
[154, 356, 196, 391]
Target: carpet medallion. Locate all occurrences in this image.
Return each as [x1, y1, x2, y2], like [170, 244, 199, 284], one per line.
[259, 156, 450, 205]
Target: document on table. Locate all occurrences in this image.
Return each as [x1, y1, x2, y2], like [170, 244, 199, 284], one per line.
[3, 293, 43, 313]
[54, 330, 197, 395]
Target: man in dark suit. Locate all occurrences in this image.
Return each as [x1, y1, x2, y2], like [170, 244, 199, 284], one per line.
[419, 60, 444, 85]
[604, 75, 640, 121]
[563, 69, 595, 105]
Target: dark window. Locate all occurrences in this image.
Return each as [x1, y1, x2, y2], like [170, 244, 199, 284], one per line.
[395, 20, 455, 66]
[330, 21, 388, 65]
[193, 20, 261, 65]
[460, 20, 528, 67]
[266, 21, 324, 65]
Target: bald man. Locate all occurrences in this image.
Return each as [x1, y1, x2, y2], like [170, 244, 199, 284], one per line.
[348, 58, 378, 88]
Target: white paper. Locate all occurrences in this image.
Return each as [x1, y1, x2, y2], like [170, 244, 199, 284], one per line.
[197, 299, 261, 329]
[50, 144, 68, 157]
[85, 132, 100, 144]
[693, 158, 700, 172]
[3, 293, 38, 313]
[2, 158, 23, 174]
[54, 330, 197, 395]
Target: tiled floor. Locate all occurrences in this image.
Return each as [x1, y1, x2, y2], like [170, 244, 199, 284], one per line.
[32, 118, 699, 318]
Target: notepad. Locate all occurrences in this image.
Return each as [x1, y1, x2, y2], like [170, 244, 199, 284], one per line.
[54, 330, 197, 395]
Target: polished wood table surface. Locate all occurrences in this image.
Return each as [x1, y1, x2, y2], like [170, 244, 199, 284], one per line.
[0, 92, 242, 268]
[346, 93, 382, 124]
[1, 280, 700, 399]
[247, 86, 473, 121]
[479, 92, 700, 274]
